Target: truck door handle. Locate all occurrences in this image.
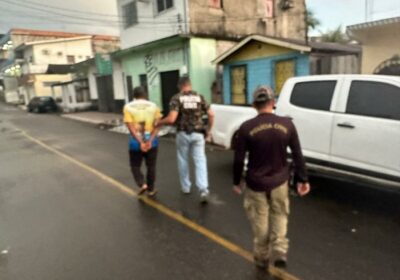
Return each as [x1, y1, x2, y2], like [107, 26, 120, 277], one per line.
[337, 123, 355, 129]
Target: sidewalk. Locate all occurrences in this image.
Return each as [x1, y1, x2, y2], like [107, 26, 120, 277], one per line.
[61, 111, 123, 126]
[61, 111, 174, 136]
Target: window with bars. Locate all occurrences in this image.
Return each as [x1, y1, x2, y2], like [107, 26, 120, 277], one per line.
[123, 1, 138, 29]
[156, 0, 173, 14]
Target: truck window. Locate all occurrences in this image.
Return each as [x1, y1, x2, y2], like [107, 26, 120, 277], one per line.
[290, 81, 336, 111]
[346, 81, 400, 121]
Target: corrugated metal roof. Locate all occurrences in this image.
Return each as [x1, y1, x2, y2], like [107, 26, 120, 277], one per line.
[14, 36, 93, 52]
[213, 35, 311, 64]
[347, 17, 400, 31]
[213, 35, 360, 64]
[9, 28, 119, 41]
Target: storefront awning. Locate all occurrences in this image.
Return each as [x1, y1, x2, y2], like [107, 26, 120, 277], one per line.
[46, 64, 77, 74]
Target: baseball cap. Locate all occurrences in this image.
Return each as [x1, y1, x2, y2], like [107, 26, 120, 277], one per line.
[253, 86, 275, 103]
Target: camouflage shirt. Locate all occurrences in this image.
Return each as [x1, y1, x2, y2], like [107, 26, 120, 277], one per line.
[169, 91, 210, 133]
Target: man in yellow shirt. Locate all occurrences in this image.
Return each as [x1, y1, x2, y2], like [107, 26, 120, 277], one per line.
[123, 87, 162, 196]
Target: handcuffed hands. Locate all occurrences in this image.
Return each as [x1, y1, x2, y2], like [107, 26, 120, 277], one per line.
[140, 141, 152, 153]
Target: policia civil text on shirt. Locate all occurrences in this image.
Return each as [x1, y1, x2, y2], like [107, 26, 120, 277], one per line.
[157, 76, 214, 203]
[124, 87, 162, 197]
[233, 86, 310, 269]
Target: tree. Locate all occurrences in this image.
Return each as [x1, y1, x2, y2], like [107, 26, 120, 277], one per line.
[306, 9, 320, 31]
[320, 25, 348, 43]
[305, 8, 320, 43]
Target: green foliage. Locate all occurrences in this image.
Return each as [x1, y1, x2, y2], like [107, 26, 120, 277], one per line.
[306, 9, 320, 31]
[320, 25, 349, 43]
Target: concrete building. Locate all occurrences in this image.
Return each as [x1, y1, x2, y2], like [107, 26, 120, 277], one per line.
[114, 0, 307, 111]
[47, 54, 122, 113]
[15, 36, 94, 103]
[189, 0, 306, 41]
[51, 78, 92, 113]
[0, 28, 119, 104]
[118, 0, 306, 48]
[113, 35, 220, 113]
[347, 17, 400, 75]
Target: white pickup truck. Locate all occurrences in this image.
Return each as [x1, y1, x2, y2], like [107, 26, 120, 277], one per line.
[211, 74, 400, 188]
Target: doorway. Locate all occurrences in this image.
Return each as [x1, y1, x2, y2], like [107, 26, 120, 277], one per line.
[96, 75, 115, 112]
[160, 70, 179, 115]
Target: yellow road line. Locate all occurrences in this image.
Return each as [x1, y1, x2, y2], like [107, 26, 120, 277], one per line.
[19, 129, 300, 280]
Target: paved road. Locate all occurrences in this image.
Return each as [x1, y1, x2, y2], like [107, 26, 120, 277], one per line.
[0, 103, 399, 280]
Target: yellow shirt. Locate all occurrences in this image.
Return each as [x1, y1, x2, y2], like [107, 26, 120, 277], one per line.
[124, 99, 162, 150]
[123, 99, 162, 133]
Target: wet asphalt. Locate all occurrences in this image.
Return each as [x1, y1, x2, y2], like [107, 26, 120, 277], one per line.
[0, 103, 399, 280]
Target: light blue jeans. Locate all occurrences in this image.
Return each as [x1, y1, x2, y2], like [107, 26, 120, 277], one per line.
[176, 132, 209, 193]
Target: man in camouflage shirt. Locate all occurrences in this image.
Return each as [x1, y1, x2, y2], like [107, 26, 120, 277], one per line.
[157, 76, 214, 203]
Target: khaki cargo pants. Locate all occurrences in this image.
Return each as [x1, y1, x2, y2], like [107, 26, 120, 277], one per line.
[244, 181, 289, 261]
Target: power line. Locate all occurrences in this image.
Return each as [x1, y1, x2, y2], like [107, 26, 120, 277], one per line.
[15, 0, 123, 18]
[7, 0, 177, 21]
[0, 7, 179, 32]
[0, 0, 125, 24]
[0, 0, 285, 34]
[1, 0, 275, 25]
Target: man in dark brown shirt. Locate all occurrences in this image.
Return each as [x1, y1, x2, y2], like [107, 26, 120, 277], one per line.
[233, 86, 310, 269]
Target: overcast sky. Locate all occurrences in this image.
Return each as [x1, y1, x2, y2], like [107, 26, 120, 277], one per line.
[0, 0, 399, 36]
[307, 0, 400, 35]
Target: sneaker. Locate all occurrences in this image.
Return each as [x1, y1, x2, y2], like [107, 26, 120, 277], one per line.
[147, 189, 158, 197]
[271, 251, 287, 268]
[181, 189, 191, 195]
[200, 191, 209, 204]
[138, 184, 148, 195]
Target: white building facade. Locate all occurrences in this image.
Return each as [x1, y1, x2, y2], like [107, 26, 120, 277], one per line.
[15, 36, 95, 103]
[117, 0, 187, 48]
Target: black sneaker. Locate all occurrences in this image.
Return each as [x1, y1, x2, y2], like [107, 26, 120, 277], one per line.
[271, 251, 287, 268]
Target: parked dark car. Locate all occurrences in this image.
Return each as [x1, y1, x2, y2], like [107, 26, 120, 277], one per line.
[27, 96, 58, 113]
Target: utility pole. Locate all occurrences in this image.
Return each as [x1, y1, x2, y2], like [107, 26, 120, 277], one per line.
[365, 0, 373, 22]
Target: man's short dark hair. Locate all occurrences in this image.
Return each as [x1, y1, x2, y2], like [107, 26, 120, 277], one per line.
[133, 86, 147, 99]
[178, 76, 191, 89]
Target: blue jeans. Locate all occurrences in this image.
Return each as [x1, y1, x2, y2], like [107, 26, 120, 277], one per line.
[176, 132, 209, 193]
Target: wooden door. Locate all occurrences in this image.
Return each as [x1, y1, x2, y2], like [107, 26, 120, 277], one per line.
[275, 60, 295, 96]
[230, 65, 247, 105]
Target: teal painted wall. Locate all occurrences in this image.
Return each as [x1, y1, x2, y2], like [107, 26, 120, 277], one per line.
[121, 39, 186, 109]
[188, 38, 216, 103]
[120, 37, 217, 109]
[223, 52, 310, 104]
